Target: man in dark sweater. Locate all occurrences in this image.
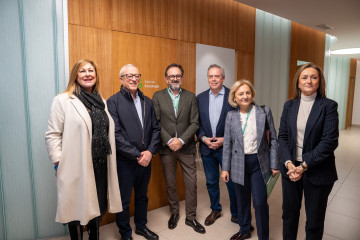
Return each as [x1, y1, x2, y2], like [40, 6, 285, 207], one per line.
[107, 64, 160, 240]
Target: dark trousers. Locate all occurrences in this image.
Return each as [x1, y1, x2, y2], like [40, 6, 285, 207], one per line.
[282, 174, 333, 240]
[160, 152, 197, 220]
[201, 149, 237, 218]
[116, 160, 151, 238]
[234, 154, 269, 240]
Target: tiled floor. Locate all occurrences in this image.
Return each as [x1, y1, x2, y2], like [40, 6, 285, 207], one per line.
[50, 126, 360, 240]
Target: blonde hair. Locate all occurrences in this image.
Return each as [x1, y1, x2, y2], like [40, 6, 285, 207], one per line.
[228, 80, 256, 108]
[64, 59, 100, 96]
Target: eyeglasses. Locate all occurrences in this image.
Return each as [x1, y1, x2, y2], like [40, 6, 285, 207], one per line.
[167, 75, 182, 80]
[121, 74, 141, 80]
[208, 75, 222, 80]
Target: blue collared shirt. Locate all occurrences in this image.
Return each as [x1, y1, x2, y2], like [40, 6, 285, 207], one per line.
[209, 86, 225, 137]
[133, 91, 143, 128]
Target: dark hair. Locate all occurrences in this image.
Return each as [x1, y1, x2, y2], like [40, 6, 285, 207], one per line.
[208, 64, 225, 78]
[293, 62, 326, 99]
[165, 63, 184, 77]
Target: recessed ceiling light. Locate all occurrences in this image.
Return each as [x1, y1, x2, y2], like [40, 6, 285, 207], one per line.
[331, 48, 360, 55]
[316, 24, 334, 30]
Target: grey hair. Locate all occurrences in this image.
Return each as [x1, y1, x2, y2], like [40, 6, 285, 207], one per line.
[119, 64, 138, 78]
[207, 64, 225, 78]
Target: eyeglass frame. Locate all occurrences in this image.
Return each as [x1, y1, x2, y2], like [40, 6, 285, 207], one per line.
[166, 74, 183, 80]
[121, 74, 141, 80]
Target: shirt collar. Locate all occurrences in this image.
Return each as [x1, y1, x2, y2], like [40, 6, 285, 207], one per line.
[209, 86, 225, 96]
[168, 87, 182, 97]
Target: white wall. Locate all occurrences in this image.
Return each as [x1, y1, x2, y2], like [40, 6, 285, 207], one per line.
[195, 44, 235, 95]
[352, 60, 360, 125]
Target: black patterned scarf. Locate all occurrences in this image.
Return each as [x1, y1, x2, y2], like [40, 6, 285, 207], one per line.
[76, 88, 111, 170]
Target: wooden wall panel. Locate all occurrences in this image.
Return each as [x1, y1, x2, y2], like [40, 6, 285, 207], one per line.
[113, 31, 177, 97]
[199, 0, 255, 50]
[111, 0, 177, 39]
[175, 0, 201, 43]
[176, 40, 196, 93]
[288, 22, 326, 98]
[113, 31, 189, 213]
[110, 0, 255, 50]
[236, 50, 255, 83]
[68, 24, 114, 99]
[68, 0, 256, 223]
[68, 0, 112, 29]
[345, 58, 357, 128]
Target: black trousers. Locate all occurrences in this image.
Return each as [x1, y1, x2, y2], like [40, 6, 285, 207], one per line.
[282, 174, 333, 240]
[116, 160, 151, 238]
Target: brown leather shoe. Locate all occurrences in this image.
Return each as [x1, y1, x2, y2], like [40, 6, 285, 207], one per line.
[204, 211, 221, 226]
[230, 232, 251, 240]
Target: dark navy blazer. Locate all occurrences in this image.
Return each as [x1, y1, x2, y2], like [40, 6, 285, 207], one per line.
[278, 95, 339, 185]
[107, 86, 160, 161]
[196, 86, 234, 156]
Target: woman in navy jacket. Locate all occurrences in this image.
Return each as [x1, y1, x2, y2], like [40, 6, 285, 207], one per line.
[279, 63, 339, 240]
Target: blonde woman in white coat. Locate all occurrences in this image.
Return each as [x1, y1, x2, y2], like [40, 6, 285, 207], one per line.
[45, 59, 122, 240]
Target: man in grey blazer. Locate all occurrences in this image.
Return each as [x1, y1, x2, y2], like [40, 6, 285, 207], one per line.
[152, 63, 205, 234]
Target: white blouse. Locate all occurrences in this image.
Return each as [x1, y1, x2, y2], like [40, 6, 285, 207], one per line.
[240, 106, 257, 154]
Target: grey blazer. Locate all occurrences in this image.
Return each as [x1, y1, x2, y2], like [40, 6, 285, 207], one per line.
[152, 88, 199, 155]
[222, 104, 279, 185]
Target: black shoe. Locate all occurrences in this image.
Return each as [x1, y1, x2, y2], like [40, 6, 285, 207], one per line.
[135, 227, 159, 240]
[168, 214, 179, 229]
[230, 217, 254, 232]
[230, 232, 251, 240]
[120, 236, 133, 240]
[185, 218, 206, 234]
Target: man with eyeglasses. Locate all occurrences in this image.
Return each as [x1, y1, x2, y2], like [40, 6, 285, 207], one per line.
[107, 64, 161, 240]
[152, 63, 205, 234]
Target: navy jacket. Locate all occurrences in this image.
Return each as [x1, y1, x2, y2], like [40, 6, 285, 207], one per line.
[196, 87, 234, 156]
[107, 86, 160, 161]
[278, 95, 339, 185]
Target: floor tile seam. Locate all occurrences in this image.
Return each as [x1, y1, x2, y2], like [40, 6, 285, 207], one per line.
[334, 191, 360, 202]
[340, 184, 360, 191]
[329, 194, 360, 203]
[323, 232, 346, 240]
[327, 208, 360, 221]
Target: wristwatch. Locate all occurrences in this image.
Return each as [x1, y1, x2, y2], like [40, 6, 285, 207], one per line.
[300, 162, 307, 171]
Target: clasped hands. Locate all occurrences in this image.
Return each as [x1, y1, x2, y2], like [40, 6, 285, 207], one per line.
[137, 150, 152, 167]
[203, 137, 224, 150]
[286, 162, 305, 182]
[168, 138, 183, 152]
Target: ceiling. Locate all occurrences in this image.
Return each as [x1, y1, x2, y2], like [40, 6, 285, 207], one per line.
[235, 0, 360, 60]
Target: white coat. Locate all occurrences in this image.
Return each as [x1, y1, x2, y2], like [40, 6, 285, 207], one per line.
[45, 93, 122, 225]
